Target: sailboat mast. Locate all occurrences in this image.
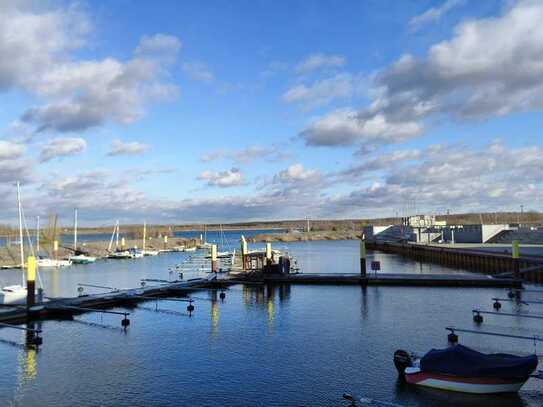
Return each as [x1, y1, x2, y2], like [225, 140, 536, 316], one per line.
[143, 221, 146, 252]
[16, 182, 24, 283]
[36, 216, 40, 253]
[115, 220, 119, 248]
[74, 209, 78, 251]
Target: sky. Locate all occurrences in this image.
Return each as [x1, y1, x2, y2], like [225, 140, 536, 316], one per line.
[0, 0, 542, 226]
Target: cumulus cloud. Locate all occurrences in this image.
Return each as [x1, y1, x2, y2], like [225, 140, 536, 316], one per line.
[282, 73, 356, 110]
[108, 139, 150, 156]
[0, 3, 181, 133]
[323, 140, 543, 218]
[0, 140, 24, 159]
[299, 108, 422, 147]
[182, 61, 214, 82]
[40, 137, 86, 162]
[200, 145, 291, 165]
[197, 168, 245, 188]
[135, 33, 182, 61]
[358, 0, 543, 138]
[295, 53, 345, 74]
[409, 0, 465, 31]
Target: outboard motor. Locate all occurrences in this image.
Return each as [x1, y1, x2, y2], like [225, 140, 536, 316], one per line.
[393, 350, 413, 378]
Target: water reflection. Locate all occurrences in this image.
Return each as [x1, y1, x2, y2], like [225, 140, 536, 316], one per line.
[210, 290, 219, 336]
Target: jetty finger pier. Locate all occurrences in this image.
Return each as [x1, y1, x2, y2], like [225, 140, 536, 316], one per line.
[0, 234, 540, 351]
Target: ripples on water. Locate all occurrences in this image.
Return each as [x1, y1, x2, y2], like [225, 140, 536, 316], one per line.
[0, 239, 540, 406]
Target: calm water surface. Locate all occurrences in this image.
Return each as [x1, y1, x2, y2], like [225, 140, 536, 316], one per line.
[0, 238, 541, 406]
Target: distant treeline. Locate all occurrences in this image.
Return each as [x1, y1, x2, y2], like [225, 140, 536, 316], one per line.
[2, 211, 541, 237]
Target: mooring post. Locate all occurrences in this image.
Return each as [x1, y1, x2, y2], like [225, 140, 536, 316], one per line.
[121, 237, 126, 250]
[241, 235, 248, 271]
[265, 242, 272, 271]
[211, 244, 218, 273]
[360, 236, 367, 277]
[164, 235, 168, 249]
[512, 240, 520, 280]
[53, 240, 58, 260]
[26, 256, 36, 309]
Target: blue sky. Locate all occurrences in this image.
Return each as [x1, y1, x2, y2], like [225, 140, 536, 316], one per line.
[0, 0, 542, 225]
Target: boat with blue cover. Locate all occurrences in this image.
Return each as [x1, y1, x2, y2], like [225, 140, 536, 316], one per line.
[394, 344, 539, 394]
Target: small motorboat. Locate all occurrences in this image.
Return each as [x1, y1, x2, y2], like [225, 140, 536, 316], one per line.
[142, 249, 159, 256]
[0, 285, 27, 304]
[69, 254, 97, 264]
[37, 256, 72, 268]
[183, 247, 197, 252]
[393, 345, 538, 394]
[128, 248, 144, 258]
[107, 250, 133, 259]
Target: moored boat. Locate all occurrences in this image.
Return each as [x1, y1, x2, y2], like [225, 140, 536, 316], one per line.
[69, 253, 97, 264]
[393, 345, 538, 394]
[0, 285, 27, 304]
[108, 250, 133, 259]
[37, 257, 72, 268]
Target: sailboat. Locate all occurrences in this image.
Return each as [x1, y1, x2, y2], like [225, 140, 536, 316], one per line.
[141, 221, 159, 256]
[0, 182, 28, 304]
[35, 215, 72, 268]
[107, 221, 133, 259]
[197, 224, 212, 249]
[68, 209, 96, 264]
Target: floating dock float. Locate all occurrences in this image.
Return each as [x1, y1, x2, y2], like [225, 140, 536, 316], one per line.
[259, 273, 521, 288]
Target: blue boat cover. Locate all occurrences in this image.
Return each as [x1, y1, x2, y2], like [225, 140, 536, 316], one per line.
[420, 345, 538, 378]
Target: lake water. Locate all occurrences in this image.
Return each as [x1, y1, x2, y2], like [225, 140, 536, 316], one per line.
[0, 238, 541, 406]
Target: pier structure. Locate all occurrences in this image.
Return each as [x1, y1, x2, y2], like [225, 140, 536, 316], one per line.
[365, 241, 543, 284]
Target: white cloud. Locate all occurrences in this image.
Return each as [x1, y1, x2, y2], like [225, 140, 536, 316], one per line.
[409, 0, 465, 31]
[0, 3, 181, 133]
[182, 61, 214, 82]
[135, 33, 182, 61]
[295, 53, 345, 74]
[197, 168, 245, 188]
[200, 145, 291, 165]
[40, 137, 86, 162]
[275, 164, 320, 184]
[282, 73, 355, 110]
[359, 0, 543, 136]
[0, 140, 24, 159]
[299, 108, 422, 147]
[108, 139, 150, 156]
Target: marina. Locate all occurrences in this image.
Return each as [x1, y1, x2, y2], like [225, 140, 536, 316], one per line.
[0, 237, 540, 405]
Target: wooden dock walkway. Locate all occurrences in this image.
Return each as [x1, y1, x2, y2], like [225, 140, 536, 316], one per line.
[261, 273, 521, 288]
[0, 278, 217, 325]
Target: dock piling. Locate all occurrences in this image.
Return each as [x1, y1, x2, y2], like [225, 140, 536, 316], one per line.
[360, 237, 367, 277]
[512, 240, 520, 280]
[211, 244, 218, 273]
[241, 236, 248, 271]
[265, 242, 272, 268]
[26, 256, 36, 310]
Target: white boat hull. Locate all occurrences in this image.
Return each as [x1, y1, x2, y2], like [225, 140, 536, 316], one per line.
[38, 258, 72, 268]
[69, 255, 96, 264]
[405, 368, 528, 394]
[0, 285, 27, 304]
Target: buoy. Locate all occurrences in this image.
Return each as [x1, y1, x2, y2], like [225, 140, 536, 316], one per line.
[448, 332, 458, 344]
[473, 313, 483, 324]
[219, 291, 226, 301]
[493, 301, 502, 310]
[140, 281, 146, 287]
[121, 317, 130, 328]
[77, 286, 84, 295]
[187, 304, 194, 313]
